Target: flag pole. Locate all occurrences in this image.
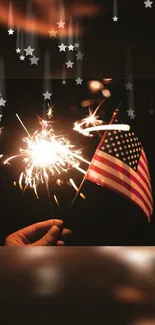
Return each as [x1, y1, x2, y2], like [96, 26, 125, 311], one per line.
[69, 103, 122, 211]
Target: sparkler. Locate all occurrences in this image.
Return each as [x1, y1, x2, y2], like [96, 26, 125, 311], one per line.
[73, 100, 105, 137]
[73, 100, 129, 137]
[3, 104, 129, 218]
[4, 114, 90, 199]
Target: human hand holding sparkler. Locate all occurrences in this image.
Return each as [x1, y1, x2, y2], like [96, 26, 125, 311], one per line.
[5, 219, 72, 246]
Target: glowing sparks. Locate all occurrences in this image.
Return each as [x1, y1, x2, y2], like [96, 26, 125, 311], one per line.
[73, 101, 104, 137]
[82, 124, 130, 137]
[4, 116, 89, 198]
[69, 178, 86, 199]
[74, 100, 130, 137]
[56, 179, 64, 186]
[53, 194, 60, 207]
[47, 104, 54, 119]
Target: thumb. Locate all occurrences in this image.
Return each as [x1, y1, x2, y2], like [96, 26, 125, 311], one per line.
[30, 225, 60, 246]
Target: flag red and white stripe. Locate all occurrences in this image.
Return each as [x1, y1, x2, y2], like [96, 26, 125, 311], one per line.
[85, 135, 153, 220]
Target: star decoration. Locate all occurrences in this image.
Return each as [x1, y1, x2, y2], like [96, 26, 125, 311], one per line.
[0, 115, 3, 121]
[75, 43, 80, 48]
[16, 48, 21, 53]
[43, 91, 52, 100]
[8, 28, 14, 35]
[127, 109, 136, 119]
[30, 55, 39, 65]
[0, 97, 7, 106]
[149, 109, 154, 115]
[57, 20, 65, 28]
[68, 44, 74, 51]
[66, 60, 74, 68]
[75, 51, 84, 60]
[75, 77, 83, 85]
[58, 43, 67, 52]
[113, 16, 118, 22]
[62, 80, 67, 85]
[125, 81, 133, 90]
[144, 0, 153, 8]
[24, 46, 35, 56]
[20, 55, 25, 61]
[48, 29, 58, 37]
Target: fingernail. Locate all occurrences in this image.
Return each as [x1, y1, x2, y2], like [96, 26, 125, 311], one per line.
[51, 225, 59, 235]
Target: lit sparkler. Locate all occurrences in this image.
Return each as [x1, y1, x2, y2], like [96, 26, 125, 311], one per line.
[4, 114, 90, 199]
[73, 100, 104, 137]
[74, 100, 130, 137]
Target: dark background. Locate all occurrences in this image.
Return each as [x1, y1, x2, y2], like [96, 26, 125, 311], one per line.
[0, 0, 155, 245]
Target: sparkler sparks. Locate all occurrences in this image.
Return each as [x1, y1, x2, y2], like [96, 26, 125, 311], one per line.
[73, 101, 130, 137]
[81, 124, 130, 137]
[4, 115, 89, 199]
[69, 178, 86, 200]
[73, 100, 104, 137]
[47, 104, 54, 119]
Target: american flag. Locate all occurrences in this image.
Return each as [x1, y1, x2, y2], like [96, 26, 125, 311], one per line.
[85, 124, 153, 220]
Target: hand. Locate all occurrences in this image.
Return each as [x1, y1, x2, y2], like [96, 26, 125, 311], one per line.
[5, 219, 72, 246]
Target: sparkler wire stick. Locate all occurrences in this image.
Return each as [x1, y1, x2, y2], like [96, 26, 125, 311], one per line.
[16, 114, 32, 139]
[69, 105, 121, 211]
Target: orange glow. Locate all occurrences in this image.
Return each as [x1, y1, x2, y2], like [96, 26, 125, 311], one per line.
[0, 1, 101, 37]
[103, 78, 112, 84]
[102, 89, 111, 98]
[88, 80, 103, 92]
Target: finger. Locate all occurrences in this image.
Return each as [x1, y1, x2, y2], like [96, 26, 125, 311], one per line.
[61, 228, 72, 237]
[56, 240, 65, 246]
[18, 219, 63, 241]
[30, 225, 60, 246]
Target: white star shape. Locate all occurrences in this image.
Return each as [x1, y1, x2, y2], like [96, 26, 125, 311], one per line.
[57, 20, 65, 28]
[16, 48, 21, 53]
[24, 46, 35, 56]
[20, 55, 25, 61]
[62, 80, 67, 85]
[0, 115, 3, 121]
[113, 16, 118, 22]
[127, 108, 136, 119]
[66, 60, 74, 68]
[144, 0, 153, 8]
[112, 16, 118, 22]
[30, 55, 39, 65]
[8, 28, 14, 35]
[0, 97, 7, 106]
[75, 51, 84, 60]
[58, 43, 67, 52]
[75, 77, 83, 85]
[48, 29, 58, 37]
[68, 44, 74, 51]
[43, 91, 52, 100]
[125, 81, 133, 90]
[75, 43, 80, 48]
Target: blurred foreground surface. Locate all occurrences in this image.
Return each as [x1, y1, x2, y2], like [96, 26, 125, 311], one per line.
[0, 247, 155, 325]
